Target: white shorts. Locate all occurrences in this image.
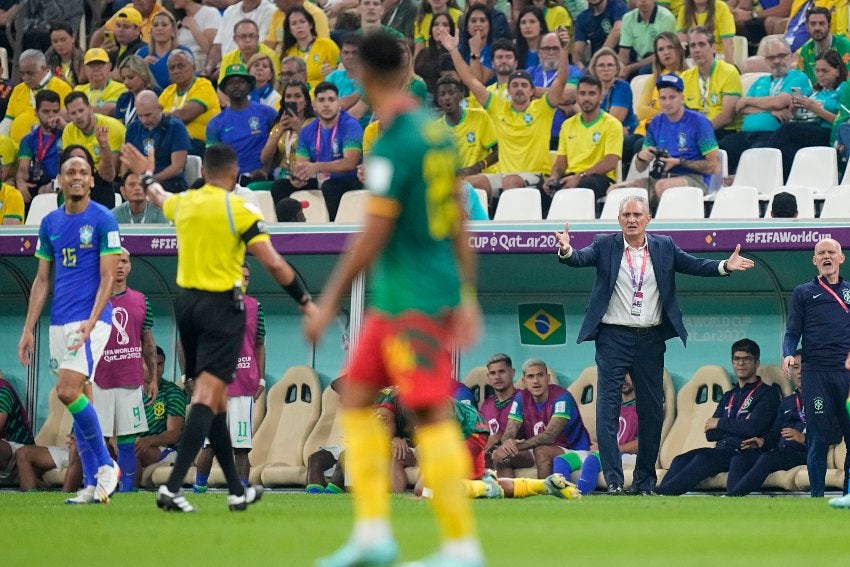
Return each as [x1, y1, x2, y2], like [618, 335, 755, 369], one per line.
[49, 321, 111, 378]
[46, 445, 70, 471]
[92, 383, 149, 438]
[482, 172, 543, 192]
[0, 441, 24, 481]
[320, 445, 343, 479]
[203, 396, 255, 449]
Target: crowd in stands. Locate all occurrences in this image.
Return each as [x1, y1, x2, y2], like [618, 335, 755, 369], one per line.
[0, 0, 848, 225]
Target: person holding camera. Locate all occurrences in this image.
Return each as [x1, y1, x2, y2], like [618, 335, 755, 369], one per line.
[16, 90, 64, 204]
[545, 75, 623, 202]
[619, 73, 720, 209]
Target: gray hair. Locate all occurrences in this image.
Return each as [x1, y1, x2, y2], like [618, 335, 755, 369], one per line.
[762, 35, 790, 53]
[167, 49, 195, 68]
[486, 353, 513, 368]
[19, 49, 47, 67]
[281, 55, 307, 73]
[618, 195, 651, 215]
[521, 358, 548, 375]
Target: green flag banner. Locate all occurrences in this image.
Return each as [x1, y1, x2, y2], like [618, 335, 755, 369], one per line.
[518, 303, 566, 346]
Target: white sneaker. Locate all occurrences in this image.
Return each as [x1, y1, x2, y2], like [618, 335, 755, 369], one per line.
[157, 485, 195, 512]
[94, 459, 121, 502]
[829, 494, 850, 508]
[65, 486, 96, 505]
[228, 485, 263, 511]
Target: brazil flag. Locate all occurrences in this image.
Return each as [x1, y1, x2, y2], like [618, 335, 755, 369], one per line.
[518, 303, 566, 346]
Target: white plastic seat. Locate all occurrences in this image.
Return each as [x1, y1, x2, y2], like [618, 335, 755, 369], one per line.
[335, 189, 370, 223]
[630, 74, 652, 115]
[113, 193, 122, 208]
[25, 193, 59, 225]
[290, 189, 330, 223]
[655, 186, 705, 219]
[253, 190, 277, 222]
[599, 187, 648, 219]
[493, 187, 542, 221]
[731, 36, 748, 70]
[740, 72, 769, 95]
[547, 188, 596, 220]
[708, 149, 728, 194]
[625, 154, 649, 181]
[0, 48, 7, 80]
[786, 146, 838, 197]
[820, 186, 850, 218]
[709, 186, 760, 219]
[184, 155, 202, 186]
[733, 148, 783, 195]
[474, 188, 488, 215]
[768, 186, 815, 219]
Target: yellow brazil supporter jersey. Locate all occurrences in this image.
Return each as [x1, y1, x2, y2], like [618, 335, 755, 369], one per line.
[484, 94, 555, 175]
[468, 81, 510, 110]
[102, 1, 164, 43]
[73, 79, 128, 110]
[0, 135, 17, 170]
[557, 110, 624, 181]
[284, 38, 340, 91]
[414, 9, 463, 46]
[658, 0, 684, 19]
[159, 77, 221, 143]
[682, 59, 742, 131]
[219, 44, 281, 83]
[162, 184, 270, 292]
[0, 182, 24, 223]
[61, 113, 126, 169]
[7, 74, 72, 144]
[544, 6, 573, 32]
[675, 1, 736, 54]
[440, 107, 498, 173]
[265, 3, 331, 55]
[363, 120, 381, 154]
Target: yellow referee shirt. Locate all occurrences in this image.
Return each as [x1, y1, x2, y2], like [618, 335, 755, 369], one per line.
[682, 60, 742, 131]
[557, 110, 624, 181]
[162, 184, 270, 292]
[485, 94, 555, 175]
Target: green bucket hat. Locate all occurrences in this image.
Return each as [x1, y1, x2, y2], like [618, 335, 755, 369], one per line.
[220, 63, 256, 90]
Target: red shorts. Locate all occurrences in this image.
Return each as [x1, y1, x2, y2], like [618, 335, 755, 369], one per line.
[466, 433, 487, 480]
[347, 310, 455, 410]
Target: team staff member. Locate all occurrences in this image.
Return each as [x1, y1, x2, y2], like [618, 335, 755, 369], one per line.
[783, 238, 850, 498]
[120, 142, 317, 513]
[555, 195, 754, 495]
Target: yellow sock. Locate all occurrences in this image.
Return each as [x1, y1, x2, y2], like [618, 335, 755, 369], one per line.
[416, 420, 476, 540]
[342, 408, 391, 521]
[511, 477, 547, 498]
[465, 480, 488, 498]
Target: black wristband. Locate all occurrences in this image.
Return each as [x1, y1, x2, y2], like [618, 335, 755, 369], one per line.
[140, 173, 157, 193]
[282, 273, 311, 305]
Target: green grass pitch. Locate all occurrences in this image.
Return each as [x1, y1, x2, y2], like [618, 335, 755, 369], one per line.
[3, 491, 848, 566]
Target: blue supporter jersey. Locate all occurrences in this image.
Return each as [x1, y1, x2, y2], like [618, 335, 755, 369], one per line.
[575, 0, 628, 51]
[296, 110, 363, 181]
[35, 201, 122, 325]
[644, 108, 718, 186]
[603, 79, 638, 133]
[125, 115, 192, 179]
[206, 102, 277, 174]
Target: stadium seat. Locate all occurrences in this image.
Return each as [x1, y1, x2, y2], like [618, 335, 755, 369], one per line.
[253, 388, 267, 436]
[290, 189, 330, 223]
[300, 385, 343, 473]
[819, 186, 850, 219]
[493, 188, 542, 221]
[184, 155, 202, 186]
[625, 154, 649, 181]
[114, 193, 122, 208]
[731, 36, 748, 70]
[253, 190, 277, 222]
[599, 187, 648, 219]
[708, 149, 728, 194]
[733, 148, 783, 195]
[841, 165, 850, 186]
[259, 366, 322, 486]
[654, 186, 705, 219]
[462, 366, 492, 411]
[769, 186, 815, 219]
[546, 188, 596, 220]
[795, 442, 845, 492]
[630, 74, 652, 115]
[35, 388, 75, 487]
[657, 365, 731, 480]
[25, 194, 59, 225]
[758, 365, 792, 396]
[0, 48, 7, 80]
[335, 189, 369, 223]
[786, 146, 838, 197]
[708, 186, 760, 219]
[740, 72, 769, 96]
[567, 366, 598, 446]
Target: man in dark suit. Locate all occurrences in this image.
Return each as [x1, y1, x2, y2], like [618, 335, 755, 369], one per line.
[555, 195, 755, 494]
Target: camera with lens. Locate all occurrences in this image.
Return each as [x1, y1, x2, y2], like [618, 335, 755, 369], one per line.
[649, 148, 670, 180]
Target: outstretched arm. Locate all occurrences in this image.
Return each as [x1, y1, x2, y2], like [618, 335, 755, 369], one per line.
[438, 29, 490, 107]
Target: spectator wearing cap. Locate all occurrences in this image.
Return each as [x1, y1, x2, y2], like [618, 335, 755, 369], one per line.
[206, 64, 277, 179]
[104, 6, 148, 79]
[0, 49, 72, 144]
[125, 90, 191, 193]
[276, 197, 307, 222]
[615, 73, 719, 208]
[73, 48, 128, 116]
[770, 191, 798, 218]
[91, 0, 165, 48]
[442, 25, 571, 200]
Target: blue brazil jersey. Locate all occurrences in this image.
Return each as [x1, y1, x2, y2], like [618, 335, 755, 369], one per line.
[35, 201, 122, 325]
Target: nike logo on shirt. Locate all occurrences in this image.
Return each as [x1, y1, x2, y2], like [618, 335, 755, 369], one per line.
[813, 294, 823, 299]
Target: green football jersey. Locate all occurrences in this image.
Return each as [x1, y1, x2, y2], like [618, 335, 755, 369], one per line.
[142, 380, 187, 446]
[365, 107, 462, 316]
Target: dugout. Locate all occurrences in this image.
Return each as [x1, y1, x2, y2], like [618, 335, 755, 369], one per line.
[1, 219, 848, 431]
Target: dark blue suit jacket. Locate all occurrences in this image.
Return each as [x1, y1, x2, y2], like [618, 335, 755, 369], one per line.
[560, 232, 726, 345]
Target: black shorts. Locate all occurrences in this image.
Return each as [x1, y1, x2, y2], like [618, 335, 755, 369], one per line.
[176, 289, 245, 384]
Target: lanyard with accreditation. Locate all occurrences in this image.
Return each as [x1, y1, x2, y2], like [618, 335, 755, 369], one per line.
[817, 276, 849, 313]
[625, 245, 649, 317]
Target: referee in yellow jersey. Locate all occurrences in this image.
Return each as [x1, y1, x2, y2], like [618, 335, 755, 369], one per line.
[120, 143, 316, 513]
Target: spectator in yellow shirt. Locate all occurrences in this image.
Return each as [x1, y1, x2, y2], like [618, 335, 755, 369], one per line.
[283, 7, 340, 90]
[73, 48, 128, 117]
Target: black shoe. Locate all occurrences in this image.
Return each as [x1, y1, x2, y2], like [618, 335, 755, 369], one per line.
[228, 485, 263, 511]
[157, 485, 195, 512]
[606, 484, 625, 495]
[627, 487, 658, 496]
